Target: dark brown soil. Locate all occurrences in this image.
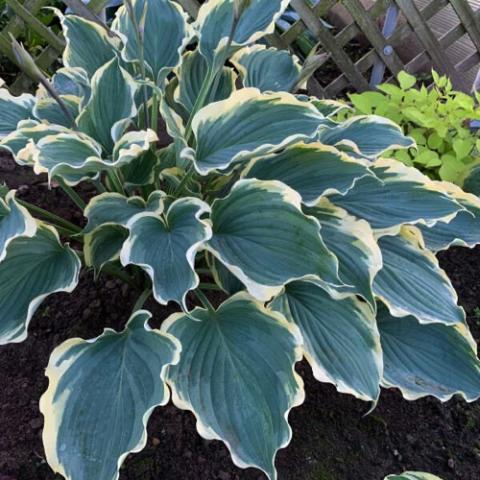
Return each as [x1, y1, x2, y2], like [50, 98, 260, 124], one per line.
[1, 155, 480, 480]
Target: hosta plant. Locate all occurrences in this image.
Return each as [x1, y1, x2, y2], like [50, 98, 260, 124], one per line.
[1, 1, 480, 479]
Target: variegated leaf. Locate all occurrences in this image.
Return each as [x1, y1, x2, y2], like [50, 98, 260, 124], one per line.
[206, 251, 244, 295]
[121, 198, 211, 307]
[0, 89, 35, 138]
[377, 302, 480, 402]
[207, 179, 340, 301]
[77, 57, 137, 152]
[197, 0, 290, 68]
[113, 0, 190, 85]
[60, 13, 120, 78]
[243, 142, 372, 206]
[0, 224, 80, 344]
[385, 473, 443, 480]
[329, 158, 463, 234]
[306, 199, 382, 307]
[271, 281, 382, 401]
[318, 115, 414, 159]
[231, 45, 301, 92]
[187, 88, 328, 174]
[374, 228, 465, 326]
[33, 95, 80, 128]
[175, 49, 236, 114]
[163, 292, 304, 480]
[0, 190, 36, 261]
[41, 310, 180, 480]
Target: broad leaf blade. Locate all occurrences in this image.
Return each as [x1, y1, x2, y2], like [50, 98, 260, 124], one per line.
[163, 293, 304, 480]
[77, 57, 137, 152]
[377, 303, 480, 402]
[271, 281, 382, 401]
[207, 179, 340, 301]
[374, 228, 465, 326]
[41, 310, 180, 480]
[0, 224, 80, 344]
[0, 190, 36, 262]
[0, 89, 35, 138]
[231, 45, 301, 92]
[243, 142, 372, 206]
[121, 198, 212, 307]
[189, 88, 328, 174]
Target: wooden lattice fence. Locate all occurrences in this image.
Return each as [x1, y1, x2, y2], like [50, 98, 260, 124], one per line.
[1, 0, 480, 96]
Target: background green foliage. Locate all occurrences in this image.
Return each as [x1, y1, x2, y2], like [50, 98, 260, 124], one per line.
[346, 71, 480, 185]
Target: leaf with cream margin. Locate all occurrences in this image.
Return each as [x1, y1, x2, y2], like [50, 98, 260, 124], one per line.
[231, 45, 301, 92]
[77, 57, 137, 152]
[0, 121, 68, 165]
[0, 224, 80, 345]
[175, 49, 236, 114]
[309, 98, 351, 117]
[112, 0, 190, 85]
[0, 190, 37, 261]
[374, 227, 465, 326]
[187, 88, 329, 175]
[197, 0, 290, 69]
[243, 142, 372, 206]
[306, 199, 382, 308]
[0, 89, 35, 138]
[418, 182, 480, 251]
[206, 179, 340, 301]
[49, 66, 91, 103]
[385, 474, 443, 480]
[377, 302, 480, 402]
[318, 115, 415, 159]
[112, 129, 158, 166]
[33, 95, 80, 128]
[121, 198, 212, 308]
[206, 251, 244, 295]
[40, 309, 180, 480]
[329, 158, 463, 234]
[31, 132, 104, 186]
[60, 13, 120, 78]
[271, 281, 382, 402]
[163, 292, 304, 480]
[83, 191, 164, 272]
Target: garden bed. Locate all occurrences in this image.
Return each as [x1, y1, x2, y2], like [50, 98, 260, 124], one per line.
[1, 153, 480, 480]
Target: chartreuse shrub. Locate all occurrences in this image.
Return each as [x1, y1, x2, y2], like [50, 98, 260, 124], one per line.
[348, 70, 480, 185]
[1, 1, 480, 479]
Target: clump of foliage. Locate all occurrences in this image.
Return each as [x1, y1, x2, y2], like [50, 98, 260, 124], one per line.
[1, 1, 480, 479]
[348, 70, 480, 185]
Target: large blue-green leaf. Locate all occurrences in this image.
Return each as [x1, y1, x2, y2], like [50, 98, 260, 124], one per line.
[33, 95, 80, 128]
[175, 49, 236, 114]
[163, 293, 304, 480]
[31, 132, 104, 185]
[197, 0, 290, 68]
[418, 183, 480, 251]
[40, 310, 180, 480]
[120, 198, 211, 308]
[329, 158, 463, 234]
[374, 228, 464, 326]
[377, 303, 480, 402]
[306, 199, 382, 307]
[77, 57, 137, 152]
[231, 45, 301, 92]
[243, 142, 372, 206]
[60, 13, 120, 78]
[271, 281, 382, 401]
[83, 192, 164, 272]
[50, 66, 91, 102]
[0, 121, 68, 165]
[0, 190, 36, 262]
[112, 0, 190, 85]
[187, 88, 328, 174]
[207, 179, 340, 301]
[112, 129, 158, 167]
[0, 224, 80, 344]
[318, 115, 414, 159]
[0, 89, 35, 138]
[206, 251, 244, 295]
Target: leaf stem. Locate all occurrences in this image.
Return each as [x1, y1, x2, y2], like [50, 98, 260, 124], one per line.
[198, 282, 222, 291]
[17, 198, 82, 233]
[194, 288, 215, 312]
[132, 288, 152, 313]
[57, 178, 86, 210]
[107, 169, 126, 195]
